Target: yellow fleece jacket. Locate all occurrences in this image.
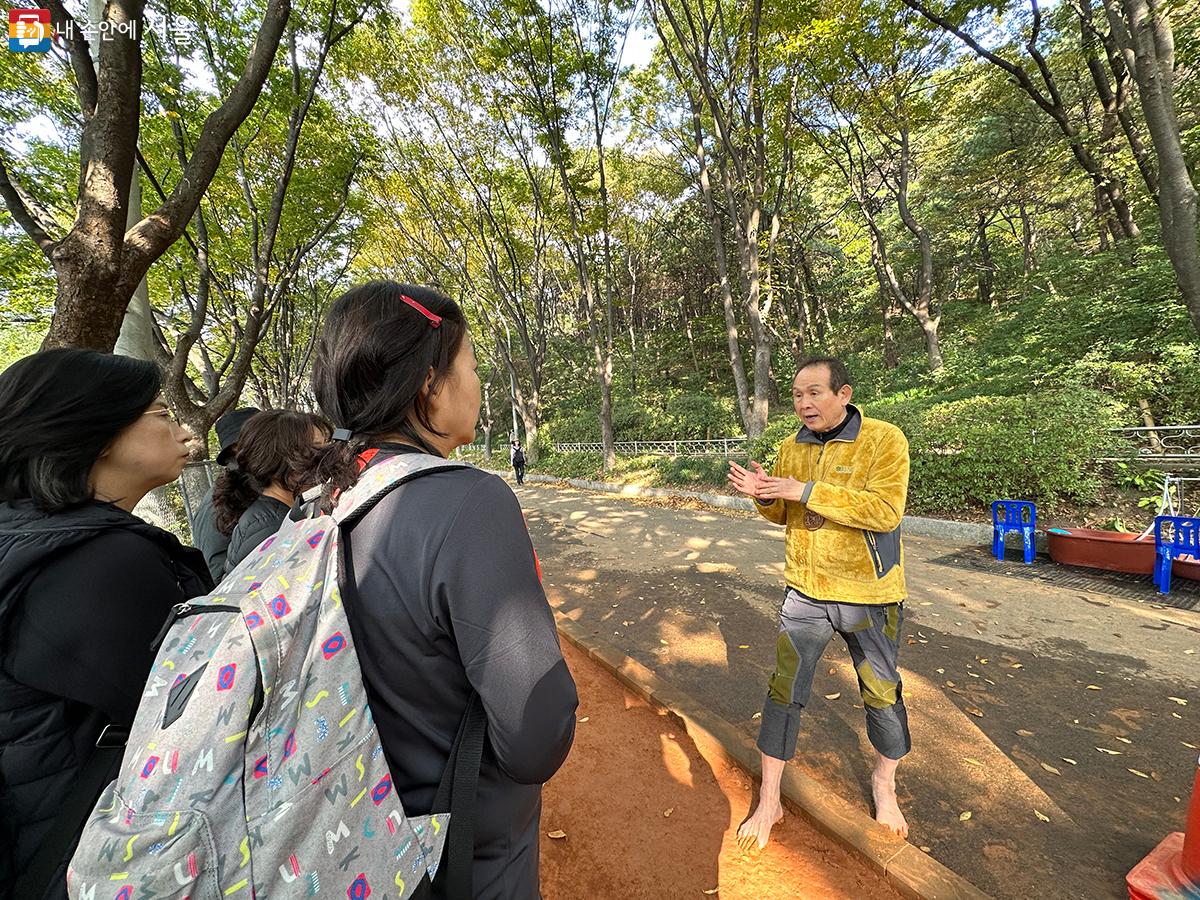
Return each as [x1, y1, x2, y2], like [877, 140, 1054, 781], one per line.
[754, 407, 909, 604]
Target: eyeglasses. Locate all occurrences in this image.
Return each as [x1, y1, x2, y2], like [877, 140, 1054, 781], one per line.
[143, 407, 177, 424]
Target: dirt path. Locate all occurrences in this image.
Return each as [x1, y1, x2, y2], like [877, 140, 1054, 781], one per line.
[516, 479, 1199, 900]
[540, 639, 902, 899]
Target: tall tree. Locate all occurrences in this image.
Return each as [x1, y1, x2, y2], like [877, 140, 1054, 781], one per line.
[0, 0, 291, 350]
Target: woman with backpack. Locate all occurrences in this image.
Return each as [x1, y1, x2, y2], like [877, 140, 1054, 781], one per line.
[305, 281, 578, 898]
[210, 408, 331, 575]
[0, 349, 213, 900]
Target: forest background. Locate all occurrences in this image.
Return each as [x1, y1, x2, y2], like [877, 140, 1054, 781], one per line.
[2, 0, 1198, 525]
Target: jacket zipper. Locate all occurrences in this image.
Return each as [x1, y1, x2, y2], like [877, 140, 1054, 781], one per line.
[151, 601, 240, 651]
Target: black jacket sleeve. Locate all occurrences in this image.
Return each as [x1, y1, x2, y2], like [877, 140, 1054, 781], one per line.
[430, 475, 578, 784]
[224, 499, 288, 575]
[7, 529, 189, 723]
[190, 492, 229, 582]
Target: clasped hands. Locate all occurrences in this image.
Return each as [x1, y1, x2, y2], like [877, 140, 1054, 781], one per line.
[728, 460, 807, 502]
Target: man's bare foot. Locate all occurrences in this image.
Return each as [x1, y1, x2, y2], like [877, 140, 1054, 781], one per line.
[736, 800, 783, 852]
[872, 770, 909, 839]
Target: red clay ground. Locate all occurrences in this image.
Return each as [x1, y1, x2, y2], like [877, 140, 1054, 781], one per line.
[540, 640, 902, 899]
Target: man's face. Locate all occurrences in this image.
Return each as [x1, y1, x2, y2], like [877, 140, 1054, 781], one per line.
[792, 364, 852, 433]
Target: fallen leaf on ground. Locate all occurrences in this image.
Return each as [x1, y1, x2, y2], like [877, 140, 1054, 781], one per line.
[824, 692, 841, 700]
[1128, 768, 1150, 778]
[1096, 747, 1123, 755]
[1034, 810, 1050, 823]
[1041, 763, 1061, 775]
[1086, 685, 1102, 691]
[960, 811, 972, 821]
[752, 712, 762, 719]
[1062, 758, 1078, 765]
[1010, 663, 1023, 669]
[1185, 649, 1195, 655]
[703, 889, 719, 895]
[1169, 697, 1189, 705]
[1152, 771, 1163, 782]
[578, 716, 590, 723]
[962, 757, 984, 767]
[967, 672, 980, 678]
[737, 644, 750, 649]
[936, 668, 945, 674]
[664, 807, 674, 818]
[1016, 729, 1034, 737]
[547, 830, 567, 839]
[920, 601, 933, 606]
[965, 705, 984, 718]
[1182, 741, 1198, 749]
[919, 846, 932, 852]
[945, 680, 956, 687]
[1115, 736, 1132, 744]
[660, 639, 669, 645]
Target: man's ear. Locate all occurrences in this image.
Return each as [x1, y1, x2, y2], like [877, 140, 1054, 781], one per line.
[841, 384, 854, 403]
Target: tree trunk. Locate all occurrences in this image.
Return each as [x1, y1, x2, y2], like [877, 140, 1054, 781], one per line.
[977, 212, 995, 307]
[1103, 0, 1200, 335]
[880, 289, 900, 369]
[1020, 203, 1038, 276]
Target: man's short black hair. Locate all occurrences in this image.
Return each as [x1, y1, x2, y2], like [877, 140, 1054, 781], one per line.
[796, 356, 851, 392]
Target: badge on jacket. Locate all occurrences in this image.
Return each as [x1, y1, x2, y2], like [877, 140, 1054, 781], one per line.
[803, 509, 826, 530]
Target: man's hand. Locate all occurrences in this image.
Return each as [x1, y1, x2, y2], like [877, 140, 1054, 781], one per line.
[757, 474, 808, 502]
[728, 460, 769, 499]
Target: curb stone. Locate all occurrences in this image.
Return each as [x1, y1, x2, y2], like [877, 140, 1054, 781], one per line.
[555, 615, 993, 900]
[477, 466, 1027, 550]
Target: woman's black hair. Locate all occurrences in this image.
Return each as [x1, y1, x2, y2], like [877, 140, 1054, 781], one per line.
[211, 410, 332, 535]
[0, 348, 162, 512]
[306, 282, 468, 506]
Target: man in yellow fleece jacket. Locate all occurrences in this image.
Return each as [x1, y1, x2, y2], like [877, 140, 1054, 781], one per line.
[729, 356, 911, 849]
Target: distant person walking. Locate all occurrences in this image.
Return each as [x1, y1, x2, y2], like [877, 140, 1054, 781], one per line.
[511, 439, 526, 485]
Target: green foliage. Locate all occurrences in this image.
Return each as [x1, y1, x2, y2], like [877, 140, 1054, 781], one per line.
[869, 385, 1124, 514]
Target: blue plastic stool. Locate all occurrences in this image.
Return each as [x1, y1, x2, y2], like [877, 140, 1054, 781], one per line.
[1153, 516, 1200, 594]
[992, 500, 1037, 564]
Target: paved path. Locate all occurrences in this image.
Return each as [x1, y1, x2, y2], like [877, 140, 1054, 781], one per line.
[512, 479, 1199, 900]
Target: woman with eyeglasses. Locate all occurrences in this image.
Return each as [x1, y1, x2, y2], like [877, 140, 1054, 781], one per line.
[0, 349, 213, 900]
[304, 282, 578, 898]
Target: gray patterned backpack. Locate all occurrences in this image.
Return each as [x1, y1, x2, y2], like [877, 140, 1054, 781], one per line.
[67, 453, 483, 900]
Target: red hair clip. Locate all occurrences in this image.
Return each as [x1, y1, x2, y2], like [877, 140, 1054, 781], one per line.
[399, 293, 442, 328]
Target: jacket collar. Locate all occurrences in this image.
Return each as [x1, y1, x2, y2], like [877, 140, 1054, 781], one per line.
[794, 404, 862, 446]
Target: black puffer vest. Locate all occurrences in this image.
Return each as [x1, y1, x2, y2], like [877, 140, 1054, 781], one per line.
[0, 501, 211, 899]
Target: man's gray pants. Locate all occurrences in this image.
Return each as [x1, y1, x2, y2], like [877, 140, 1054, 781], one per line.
[757, 587, 912, 762]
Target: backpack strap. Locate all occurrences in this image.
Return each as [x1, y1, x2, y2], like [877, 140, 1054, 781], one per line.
[429, 694, 486, 899]
[333, 453, 471, 528]
[13, 719, 127, 900]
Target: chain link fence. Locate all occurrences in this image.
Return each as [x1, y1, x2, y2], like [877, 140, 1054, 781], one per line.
[132, 461, 220, 543]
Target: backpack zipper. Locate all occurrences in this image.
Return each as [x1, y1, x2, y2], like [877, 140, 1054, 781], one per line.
[151, 601, 240, 651]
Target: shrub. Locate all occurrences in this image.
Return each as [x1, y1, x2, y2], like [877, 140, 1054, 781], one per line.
[870, 385, 1124, 514]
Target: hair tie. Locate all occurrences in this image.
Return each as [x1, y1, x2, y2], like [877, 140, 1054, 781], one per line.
[331, 428, 353, 442]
